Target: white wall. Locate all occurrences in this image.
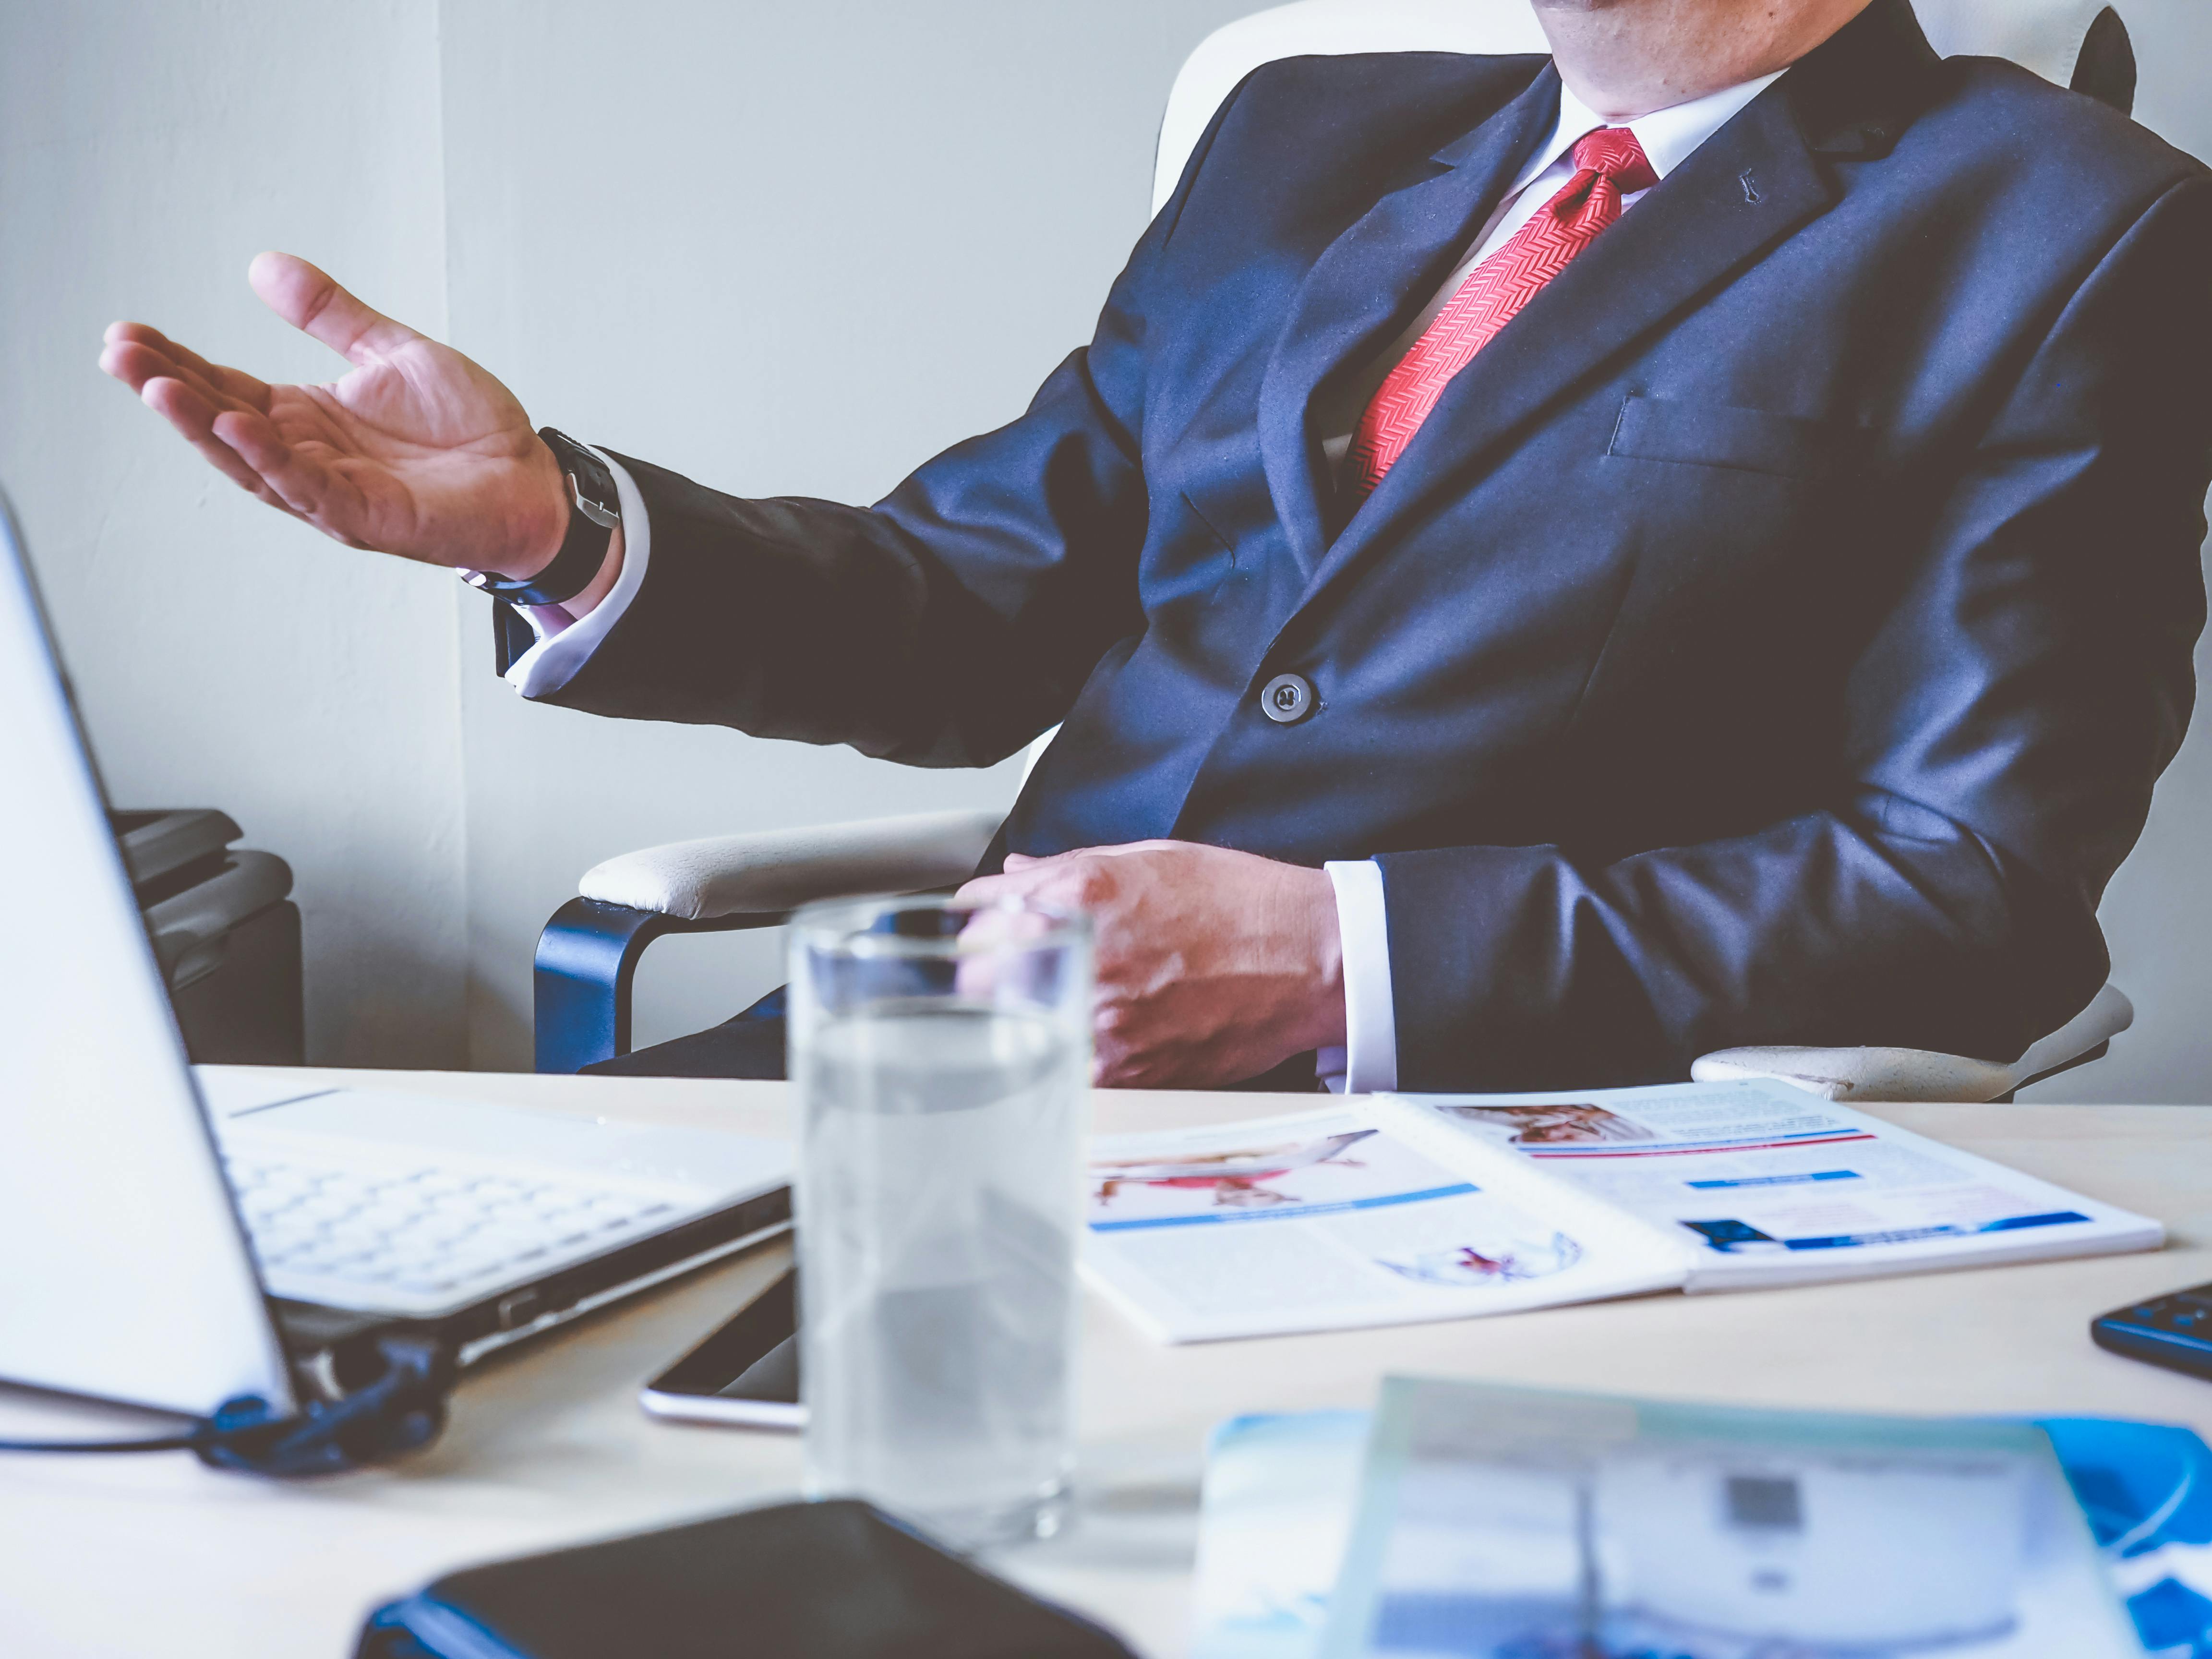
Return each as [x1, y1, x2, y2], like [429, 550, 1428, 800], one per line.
[437, 0, 1261, 1068]
[0, 0, 470, 1070]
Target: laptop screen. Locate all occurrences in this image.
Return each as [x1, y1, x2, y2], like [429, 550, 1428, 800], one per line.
[0, 490, 294, 1416]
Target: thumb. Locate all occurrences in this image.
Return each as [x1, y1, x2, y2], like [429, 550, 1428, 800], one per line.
[1002, 853, 1037, 868]
[248, 252, 421, 366]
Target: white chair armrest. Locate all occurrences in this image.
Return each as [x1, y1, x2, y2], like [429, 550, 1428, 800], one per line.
[578, 808, 1004, 922]
[1689, 983, 2134, 1103]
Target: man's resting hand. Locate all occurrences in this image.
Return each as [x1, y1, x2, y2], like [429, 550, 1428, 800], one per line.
[98, 252, 577, 584]
[958, 840, 1346, 1089]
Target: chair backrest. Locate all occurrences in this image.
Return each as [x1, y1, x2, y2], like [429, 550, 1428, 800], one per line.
[1152, 0, 2132, 214]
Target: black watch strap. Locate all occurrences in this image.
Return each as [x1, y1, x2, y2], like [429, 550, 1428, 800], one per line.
[461, 429, 620, 608]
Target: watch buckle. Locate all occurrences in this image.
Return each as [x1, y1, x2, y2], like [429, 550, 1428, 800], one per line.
[569, 473, 620, 530]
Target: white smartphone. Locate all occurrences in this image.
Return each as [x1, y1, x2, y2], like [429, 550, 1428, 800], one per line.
[639, 1267, 802, 1430]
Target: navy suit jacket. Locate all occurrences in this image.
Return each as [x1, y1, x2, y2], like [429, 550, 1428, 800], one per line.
[549, 0, 2212, 1089]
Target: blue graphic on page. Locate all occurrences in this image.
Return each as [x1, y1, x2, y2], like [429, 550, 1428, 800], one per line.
[1684, 1169, 1861, 1190]
[1682, 1211, 2092, 1253]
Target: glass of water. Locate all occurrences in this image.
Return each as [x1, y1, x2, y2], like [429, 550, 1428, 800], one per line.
[789, 892, 1092, 1548]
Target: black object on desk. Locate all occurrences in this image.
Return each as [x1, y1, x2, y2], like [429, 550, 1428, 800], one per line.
[2092, 1283, 2212, 1380]
[356, 1498, 1136, 1659]
[641, 1267, 803, 1430]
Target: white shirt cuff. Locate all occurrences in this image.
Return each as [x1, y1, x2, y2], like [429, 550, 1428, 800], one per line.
[502, 450, 651, 699]
[1323, 858, 1397, 1094]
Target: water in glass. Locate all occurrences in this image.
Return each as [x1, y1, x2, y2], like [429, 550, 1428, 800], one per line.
[796, 998, 1086, 1547]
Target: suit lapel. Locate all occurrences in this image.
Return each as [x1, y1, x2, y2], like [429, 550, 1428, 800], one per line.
[1295, 85, 1836, 610]
[1287, 0, 1942, 617]
[1256, 66, 1562, 580]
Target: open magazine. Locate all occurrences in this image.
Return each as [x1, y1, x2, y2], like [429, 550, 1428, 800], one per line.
[1080, 1080, 2160, 1343]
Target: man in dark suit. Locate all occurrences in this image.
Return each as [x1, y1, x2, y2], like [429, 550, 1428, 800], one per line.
[102, 0, 2212, 1092]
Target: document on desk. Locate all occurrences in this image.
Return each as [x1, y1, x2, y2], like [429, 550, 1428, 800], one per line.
[1080, 1081, 2160, 1343]
[1382, 1080, 2164, 1293]
[1081, 1104, 1689, 1342]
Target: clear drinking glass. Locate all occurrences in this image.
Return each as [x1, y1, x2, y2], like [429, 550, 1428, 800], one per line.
[789, 893, 1092, 1548]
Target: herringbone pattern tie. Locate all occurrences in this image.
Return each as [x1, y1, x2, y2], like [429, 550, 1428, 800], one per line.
[1346, 127, 1658, 500]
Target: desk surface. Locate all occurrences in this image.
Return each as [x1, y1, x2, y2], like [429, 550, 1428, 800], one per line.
[5, 1070, 2212, 1659]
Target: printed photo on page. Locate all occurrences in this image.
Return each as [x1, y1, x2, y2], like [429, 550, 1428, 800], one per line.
[1375, 1081, 2160, 1291]
[1079, 1107, 1683, 1343]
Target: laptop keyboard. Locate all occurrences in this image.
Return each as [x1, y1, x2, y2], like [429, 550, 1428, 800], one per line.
[225, 1152, 683, 1307]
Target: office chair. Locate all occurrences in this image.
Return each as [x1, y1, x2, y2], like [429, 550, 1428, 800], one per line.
[537, 0, 2144, 1103]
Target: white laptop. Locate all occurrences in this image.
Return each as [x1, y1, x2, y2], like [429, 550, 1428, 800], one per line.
[0, 488, 791, 1421]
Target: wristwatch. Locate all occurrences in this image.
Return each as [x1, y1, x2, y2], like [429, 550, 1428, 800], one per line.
[459, 428, 620, 608]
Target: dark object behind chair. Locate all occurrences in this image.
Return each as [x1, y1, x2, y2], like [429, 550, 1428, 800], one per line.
[112, 809, 304, 1066]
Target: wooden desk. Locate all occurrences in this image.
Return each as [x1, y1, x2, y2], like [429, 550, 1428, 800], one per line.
[3, 1069, 2210, 1658]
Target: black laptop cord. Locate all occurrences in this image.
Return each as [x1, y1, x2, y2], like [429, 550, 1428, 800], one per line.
[0, 1330, 457, 1476]
[0, 1427, 205, 1453]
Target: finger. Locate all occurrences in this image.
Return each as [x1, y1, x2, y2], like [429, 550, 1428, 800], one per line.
[211, 406, 365, 529]
[954, 870, 1031, 905]
[994, 847, 1098, 872]
[1001, 842, 1170, 871]
[101, 332, 192, 391]
[249, 252, 421, 366]
[140, 378, 292, 505]
[1093, 1010, 1168, 1089]
[101, 338, 259, 417]
[104, 322, 272, 408]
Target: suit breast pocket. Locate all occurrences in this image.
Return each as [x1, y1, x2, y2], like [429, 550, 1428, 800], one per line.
[1144, 462, 1277, 610]
[1607, 394, 1859, 480]
[1178, 463, 1276, 564]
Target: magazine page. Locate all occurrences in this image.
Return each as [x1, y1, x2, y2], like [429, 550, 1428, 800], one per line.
[1190, 1407, 2212, 1659]
[1080, 1106, 1690, 1344]
[1374, 1081, 2162, 1291]
[1316, 1378, 2143, 1659]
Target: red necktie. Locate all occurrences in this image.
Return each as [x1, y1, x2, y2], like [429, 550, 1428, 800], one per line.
[1346, 127, 1659, 500]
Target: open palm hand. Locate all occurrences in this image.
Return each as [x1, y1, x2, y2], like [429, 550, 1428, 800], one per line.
[99, 253, 567, 576]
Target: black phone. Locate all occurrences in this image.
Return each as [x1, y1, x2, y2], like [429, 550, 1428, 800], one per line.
[2090, 1280, 2212, 1381]
[640, 1268, 802, 1430]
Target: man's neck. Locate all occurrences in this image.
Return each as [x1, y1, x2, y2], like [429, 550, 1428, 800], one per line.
[1532, 0, 1875, 120]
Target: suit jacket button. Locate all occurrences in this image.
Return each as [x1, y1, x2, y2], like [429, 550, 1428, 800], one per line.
[1260, 672, 1314, 724]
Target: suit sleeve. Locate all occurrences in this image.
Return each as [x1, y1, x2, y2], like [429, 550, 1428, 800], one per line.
[531, 90, 1250, 770]
[1379, 173, 2212, 1089]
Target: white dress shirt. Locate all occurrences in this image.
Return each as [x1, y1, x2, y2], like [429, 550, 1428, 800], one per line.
[502, 67, 1784, 1091]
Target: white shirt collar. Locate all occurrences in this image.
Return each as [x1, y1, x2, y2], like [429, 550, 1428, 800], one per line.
[1508, 68, 1788, 194]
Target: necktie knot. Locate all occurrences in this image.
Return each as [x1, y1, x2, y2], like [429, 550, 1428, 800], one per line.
[1566, 127, 1658, 200]
[1345, 126, 1654, 502]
